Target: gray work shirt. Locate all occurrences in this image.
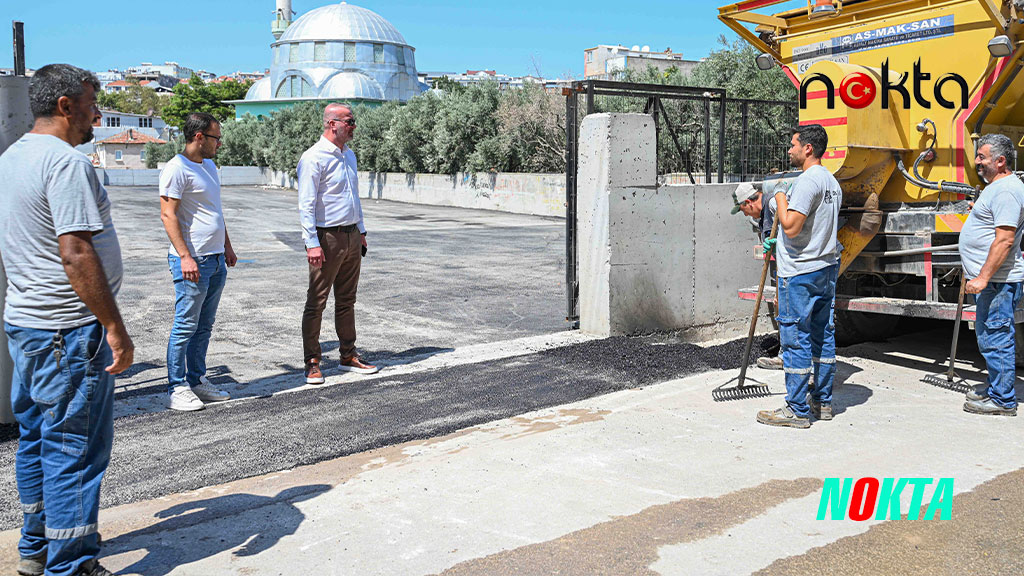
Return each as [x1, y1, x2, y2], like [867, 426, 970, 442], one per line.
[960, 174, 1024, 283]
[0, 133, 123, 329]
[776, 165, 842, 278]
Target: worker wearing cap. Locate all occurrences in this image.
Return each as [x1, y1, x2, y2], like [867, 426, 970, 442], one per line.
[731, 182, 783, 370]
[757, 124, 841, 429]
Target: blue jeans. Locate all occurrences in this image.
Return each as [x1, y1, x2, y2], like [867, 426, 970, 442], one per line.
[167, 253, 226, 393]
[777, 264, 838, 418]
[5, 321, 114, 576]
[974, 281, 1023, 409]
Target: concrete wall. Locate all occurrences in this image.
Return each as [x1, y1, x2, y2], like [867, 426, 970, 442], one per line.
[360, 172, 565, 218]
[578, 113, 762, 339]
[200, 168, 566, 218]
[97, 168, 162, 186]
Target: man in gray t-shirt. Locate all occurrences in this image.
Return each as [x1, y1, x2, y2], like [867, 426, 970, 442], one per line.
[0, 64, 133, 576]
[961, 134, 1024, 417]
[757, 124, 841, 430]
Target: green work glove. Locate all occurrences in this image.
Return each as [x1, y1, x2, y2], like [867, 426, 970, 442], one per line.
[762, 237, 777, 254]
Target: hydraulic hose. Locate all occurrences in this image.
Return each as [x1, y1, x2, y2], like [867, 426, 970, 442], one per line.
[893, 152, 977, 197]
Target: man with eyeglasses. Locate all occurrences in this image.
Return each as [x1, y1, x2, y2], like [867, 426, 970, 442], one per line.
[159, 112, 237, 411]
[297, 104, 378, 384]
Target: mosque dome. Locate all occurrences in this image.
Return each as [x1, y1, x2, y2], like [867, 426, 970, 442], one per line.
[320, 72, 384, 100]
[278, 3, 407, 45]
[245, 76, 273, 100]
[237, 1, 425, 111]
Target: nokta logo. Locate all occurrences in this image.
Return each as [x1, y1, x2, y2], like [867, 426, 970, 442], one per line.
[817, 477, 953, 521]
[799, 59, 967, 110]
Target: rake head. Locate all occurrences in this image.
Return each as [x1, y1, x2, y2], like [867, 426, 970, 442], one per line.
[921, 371, 971, 394]
[713, 378, 774, 402]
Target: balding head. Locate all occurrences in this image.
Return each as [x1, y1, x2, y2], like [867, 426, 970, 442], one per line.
[322, 103, 356, 148]
[323, 104, 351, 127]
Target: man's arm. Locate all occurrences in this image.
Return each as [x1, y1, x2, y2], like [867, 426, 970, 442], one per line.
[965, 226, 1017, 294]
[224, 227, 237, 267]
[297, 156, 324, 268]
[58, 231, 134, 374]
[160, 196, 199, 281]
[774, 192, 809, 238]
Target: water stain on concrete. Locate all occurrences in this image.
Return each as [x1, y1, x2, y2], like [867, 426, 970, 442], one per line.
[501, 408, 613, 440]
[754, 466, 1024, 576]
[434, 477, 822, 576]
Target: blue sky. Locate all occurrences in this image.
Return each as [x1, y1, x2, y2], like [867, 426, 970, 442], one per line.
[0, 0, 809, 78]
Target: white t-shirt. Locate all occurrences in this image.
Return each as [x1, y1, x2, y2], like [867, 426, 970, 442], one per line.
[159, 154, 225, 257]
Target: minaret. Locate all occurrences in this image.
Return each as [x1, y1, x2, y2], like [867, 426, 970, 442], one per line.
[272, 0, 293, 40]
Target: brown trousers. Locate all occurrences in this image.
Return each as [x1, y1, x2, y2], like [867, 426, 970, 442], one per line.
[302, 226, 361, 363]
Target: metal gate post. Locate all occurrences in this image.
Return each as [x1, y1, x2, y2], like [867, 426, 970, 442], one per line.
[741, 102, 749, 181]
[717, 94, 726, 183]
[565, 89, 579, 324]
[703, 96, 712, 184]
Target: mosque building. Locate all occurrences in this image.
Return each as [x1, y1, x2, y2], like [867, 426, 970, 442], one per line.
[230, 0, 427, 118]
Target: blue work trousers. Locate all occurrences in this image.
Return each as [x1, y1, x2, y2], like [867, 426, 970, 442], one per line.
[777, 264, 838, 418]
[974, 281, 1023, 409]
[166, 253, 226, 393]
[5, 321, 113, 576]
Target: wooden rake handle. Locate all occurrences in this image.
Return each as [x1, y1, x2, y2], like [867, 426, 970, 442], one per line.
[738, 216, 780, 388]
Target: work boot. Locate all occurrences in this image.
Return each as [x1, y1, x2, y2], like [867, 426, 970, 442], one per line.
[964, 385, 988, 402]
[76, 559, 114, 576]
[16, 553, 45, 576]
[756, 406, 811, 429]
[964, 397, 1017, 417]
[304, 361, 325, 384]
[756, 355, 784, 370]
[809, 398, 833, 421]
[339, 355, 379, 375]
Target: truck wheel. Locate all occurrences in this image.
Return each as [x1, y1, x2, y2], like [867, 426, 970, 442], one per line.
[834, 310, 899, 347]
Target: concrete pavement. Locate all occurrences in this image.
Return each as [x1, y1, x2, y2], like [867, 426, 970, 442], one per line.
[2, 326, 1021, 575]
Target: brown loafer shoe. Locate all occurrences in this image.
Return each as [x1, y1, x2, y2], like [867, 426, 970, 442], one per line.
[304, 362, 325, 384]
[340, 355, 379, 375]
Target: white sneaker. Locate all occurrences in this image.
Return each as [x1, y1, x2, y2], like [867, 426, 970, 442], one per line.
[192, 376, 231, 402]
[168, 386, 205, 412]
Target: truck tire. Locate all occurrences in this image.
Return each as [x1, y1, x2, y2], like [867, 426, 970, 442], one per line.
[834, 310, 899, 347]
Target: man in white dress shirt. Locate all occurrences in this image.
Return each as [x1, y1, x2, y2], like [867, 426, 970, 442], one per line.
[298, 104, 378, 384]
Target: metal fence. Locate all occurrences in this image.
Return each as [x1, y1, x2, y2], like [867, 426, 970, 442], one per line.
[563, 80, 798, 323]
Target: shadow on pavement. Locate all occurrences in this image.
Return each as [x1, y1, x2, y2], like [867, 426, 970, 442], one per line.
[103, 484, 330, 576]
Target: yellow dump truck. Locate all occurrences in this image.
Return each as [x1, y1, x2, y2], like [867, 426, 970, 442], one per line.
[720, 0, 1024, 352]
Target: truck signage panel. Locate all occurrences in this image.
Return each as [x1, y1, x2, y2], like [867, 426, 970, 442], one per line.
[793, 15, 955, 62]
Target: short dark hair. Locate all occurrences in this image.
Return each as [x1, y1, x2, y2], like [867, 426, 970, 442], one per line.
[183, 112, 219, 143]
[28, 64, 100, 119]
[792, 124, 828, 160]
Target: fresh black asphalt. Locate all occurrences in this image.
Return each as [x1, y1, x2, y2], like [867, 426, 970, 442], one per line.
[0, 334, 777, 530]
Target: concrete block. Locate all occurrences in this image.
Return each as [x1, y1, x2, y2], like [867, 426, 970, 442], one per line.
[691, 184, 764, 337]
[576, 114, 764, 338]
[608, 185, 694, 334]
[577, 114, 657, 336]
